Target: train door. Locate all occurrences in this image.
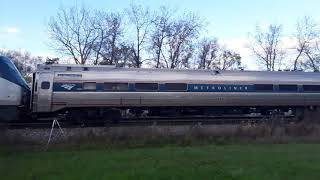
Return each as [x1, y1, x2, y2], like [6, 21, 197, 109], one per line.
[36, 72, 54, 112]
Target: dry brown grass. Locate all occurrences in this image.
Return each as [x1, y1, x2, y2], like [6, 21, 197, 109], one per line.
[2, 122, 320, 147]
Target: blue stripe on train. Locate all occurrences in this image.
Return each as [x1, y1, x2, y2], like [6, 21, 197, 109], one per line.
[53, 83, 255, 92]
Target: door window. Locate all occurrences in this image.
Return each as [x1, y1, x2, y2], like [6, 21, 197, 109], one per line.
[41, 81, 50, 89]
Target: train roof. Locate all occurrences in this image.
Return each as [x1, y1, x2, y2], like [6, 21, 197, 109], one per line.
[0, 56, 30, 91]
[37, 64, 320, 84]
[36, 63, 315, 74]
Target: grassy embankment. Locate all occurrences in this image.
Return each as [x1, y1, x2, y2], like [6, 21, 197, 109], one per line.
[1, 144, 320, 180]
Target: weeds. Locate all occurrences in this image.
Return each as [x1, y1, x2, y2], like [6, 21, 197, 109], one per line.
[2, 122, 320, 148]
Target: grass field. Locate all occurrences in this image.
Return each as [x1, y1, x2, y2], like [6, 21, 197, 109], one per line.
[1, 144, 320, 180]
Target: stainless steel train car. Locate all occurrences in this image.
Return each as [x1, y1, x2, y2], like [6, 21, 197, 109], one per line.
[0, 56, 30, 122]
[30, 63, 320, 122]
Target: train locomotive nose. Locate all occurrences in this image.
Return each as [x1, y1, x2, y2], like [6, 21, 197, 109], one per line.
[0, 56, 30, 122]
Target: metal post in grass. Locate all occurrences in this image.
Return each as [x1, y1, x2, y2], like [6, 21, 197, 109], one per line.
[46, 118, 65, 150]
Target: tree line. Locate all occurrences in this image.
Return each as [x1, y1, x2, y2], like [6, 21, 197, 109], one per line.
[47, 3, 242, 70]
[251, 16, 320, 72]
[2, 3, 320, 74]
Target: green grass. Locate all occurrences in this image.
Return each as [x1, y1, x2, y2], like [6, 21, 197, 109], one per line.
[1, 144, 320, 180]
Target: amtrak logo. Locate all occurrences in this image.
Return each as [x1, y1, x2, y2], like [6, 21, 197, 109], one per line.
[61, 84, 76, 90]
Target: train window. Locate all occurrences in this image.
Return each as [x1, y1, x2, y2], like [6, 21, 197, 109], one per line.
[41, 81, 50, 89]
[254, 84, 273, 91]
[279, 85, 298, 91]
[135, 83, 158, 91]
[83, 82, 96, 91]
[165, 83, 187, 91]
[303, 85, 320, 92]
[104, 83, 128, 91]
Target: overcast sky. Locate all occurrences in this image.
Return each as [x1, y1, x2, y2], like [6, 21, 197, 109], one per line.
[1, 0, 320, 69]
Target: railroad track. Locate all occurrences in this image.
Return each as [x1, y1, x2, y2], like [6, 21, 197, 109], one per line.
[0, 115, 299, 129]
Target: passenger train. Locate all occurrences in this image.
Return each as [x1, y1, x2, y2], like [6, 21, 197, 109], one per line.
[1, 55, 320, 123]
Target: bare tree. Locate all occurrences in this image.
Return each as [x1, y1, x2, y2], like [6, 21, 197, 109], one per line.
[107, 13, 123, 65]
[149, 6, 174, 68]
[291, 16, 320, 72]
[216, 49, 241, 70]
[48, 5, 99, 64]
[46, 3, 243, 69]
[197, 39, 241, 70]
[198, 38, 219, 69]
[302, 43, 320, 72]
[250, 24, 285, 71]
[91, 11, 108, 65]
[115, 43, 135, 67]
[165, 13, 202, 69]
[93, 11, 123, 65]
[98, 43, 134, 67]
[126, 3, 152, 67]
[292, 17, 319, 71]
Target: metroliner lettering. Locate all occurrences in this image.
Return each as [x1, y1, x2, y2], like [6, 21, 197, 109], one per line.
[190, 84, 250, 92]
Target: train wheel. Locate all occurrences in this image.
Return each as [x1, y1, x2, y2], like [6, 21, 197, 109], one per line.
[103, 109, 122, 124]
[68, 109, 87, 126]
[295, 108, 304, 122]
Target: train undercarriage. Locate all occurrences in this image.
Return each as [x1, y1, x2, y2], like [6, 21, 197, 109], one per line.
[40, 105, 320, 126]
